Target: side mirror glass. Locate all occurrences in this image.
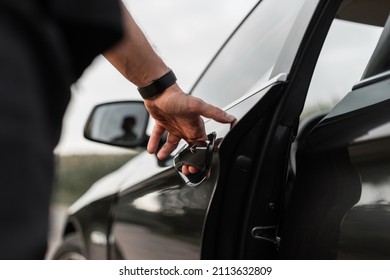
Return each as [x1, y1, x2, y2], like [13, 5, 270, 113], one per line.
[84, 101, 149, 148]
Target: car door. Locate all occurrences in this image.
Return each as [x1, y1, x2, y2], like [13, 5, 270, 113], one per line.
[201, 0, 344, 259]
[108, 0, 320, 260]
[279, 8, 390, 259]
[280, 74, 390, 259]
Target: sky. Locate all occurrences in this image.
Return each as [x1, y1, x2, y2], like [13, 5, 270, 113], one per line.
[54, 0, 258, 155]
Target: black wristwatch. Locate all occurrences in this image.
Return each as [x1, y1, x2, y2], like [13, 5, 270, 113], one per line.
[137, 69, 177, 99]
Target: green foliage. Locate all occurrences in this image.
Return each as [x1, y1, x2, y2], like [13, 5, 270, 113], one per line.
[51, 153, 138, 206]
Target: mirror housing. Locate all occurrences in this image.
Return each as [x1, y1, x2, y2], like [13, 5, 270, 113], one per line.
[84, 101, 149, 148]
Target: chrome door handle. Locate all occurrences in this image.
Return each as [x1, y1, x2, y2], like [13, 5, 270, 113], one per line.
[174, 132, 216, 186]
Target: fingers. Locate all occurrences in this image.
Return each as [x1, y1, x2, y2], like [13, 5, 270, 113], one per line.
[194, 97, 235, 123]
[147, 124, 165, 154]
[147, 94, 235, 163]
[148, 125, 180, 160]
[182, 165, 199, 176]
[188, 166, 199, 174]
[156, 133, 181, 160]
[182, 165, 189, 176]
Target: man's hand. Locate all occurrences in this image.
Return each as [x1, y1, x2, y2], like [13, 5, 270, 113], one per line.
[103, 4, 235, 170]
[144, 84, 235, 162]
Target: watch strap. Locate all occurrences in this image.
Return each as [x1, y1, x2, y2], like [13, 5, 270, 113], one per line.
[138, 69, 177, 99]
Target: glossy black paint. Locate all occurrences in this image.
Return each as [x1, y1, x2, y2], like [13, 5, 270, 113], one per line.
[109, 168, 217, 259]
[70, 195, 116, 259]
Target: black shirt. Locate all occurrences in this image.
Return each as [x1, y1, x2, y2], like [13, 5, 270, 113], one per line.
[0, 0, 124, 81]
[0, 0, 124, 147]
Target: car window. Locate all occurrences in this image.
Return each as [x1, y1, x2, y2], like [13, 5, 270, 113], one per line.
[190, 0, 306, 109]
[302, 19, 383, 120]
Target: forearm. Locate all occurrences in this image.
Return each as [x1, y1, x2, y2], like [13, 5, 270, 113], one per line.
[104, 3, 170, 88]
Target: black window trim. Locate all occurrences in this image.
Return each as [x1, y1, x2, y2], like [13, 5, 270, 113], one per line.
[353, 70, 390, 91]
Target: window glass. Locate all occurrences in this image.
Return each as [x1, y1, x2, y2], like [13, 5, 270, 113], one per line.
[190, 0, 306, 108]
[302, 20, 383, 120]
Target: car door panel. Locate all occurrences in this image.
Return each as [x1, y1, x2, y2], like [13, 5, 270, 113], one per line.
[202, 82, 291, 259]
[109, 168, 216, 259]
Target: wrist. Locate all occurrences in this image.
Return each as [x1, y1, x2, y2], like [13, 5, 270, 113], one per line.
[138, 69, 177, 100]
[144, 84, 185, 113]
[144, 82, 180, 103]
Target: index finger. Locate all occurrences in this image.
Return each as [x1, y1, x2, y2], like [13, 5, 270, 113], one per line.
[196, 98, 235, 123]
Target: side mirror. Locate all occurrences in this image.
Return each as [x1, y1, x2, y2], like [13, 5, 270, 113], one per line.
[84, 101, 149, 148]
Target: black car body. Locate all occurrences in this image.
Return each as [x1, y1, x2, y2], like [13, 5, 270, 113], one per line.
[53, 0, 390, 259]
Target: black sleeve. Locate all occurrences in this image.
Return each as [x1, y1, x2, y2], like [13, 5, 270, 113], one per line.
[50, 0, 124, 79]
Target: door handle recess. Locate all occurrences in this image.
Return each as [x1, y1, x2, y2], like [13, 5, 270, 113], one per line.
[174, 132, 216, 186]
